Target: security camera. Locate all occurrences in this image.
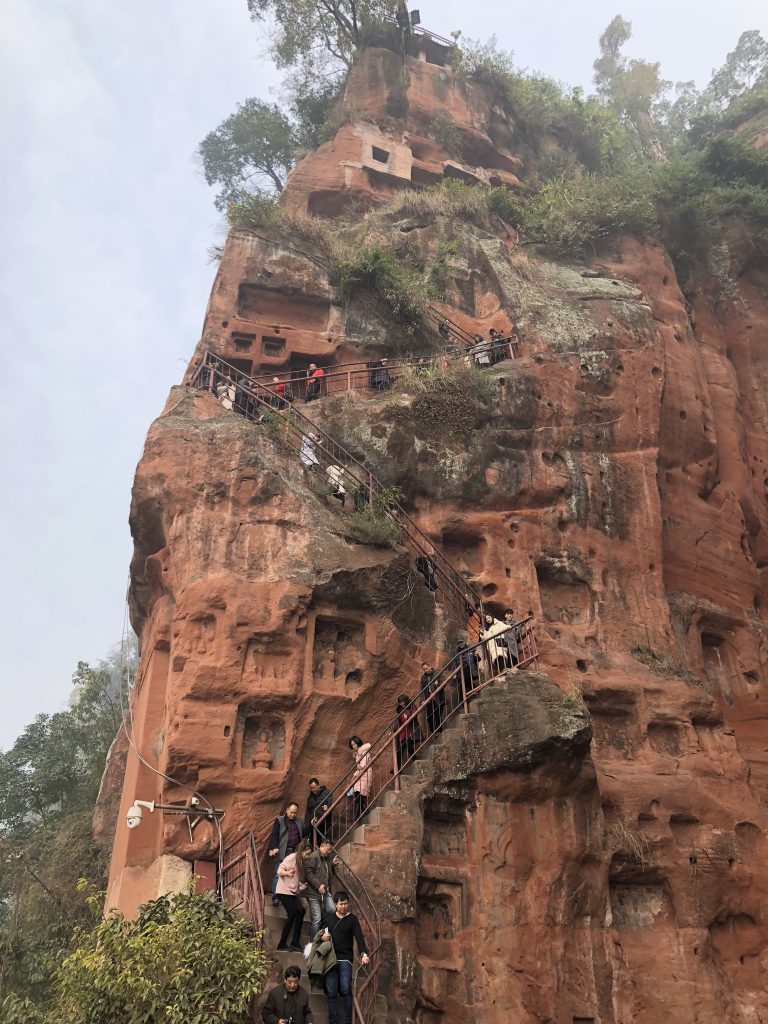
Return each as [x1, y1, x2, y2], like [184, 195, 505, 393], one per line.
[126, 800, 155, 829]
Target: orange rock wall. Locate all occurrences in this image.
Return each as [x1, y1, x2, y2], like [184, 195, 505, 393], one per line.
[106, 45, 768, 1024]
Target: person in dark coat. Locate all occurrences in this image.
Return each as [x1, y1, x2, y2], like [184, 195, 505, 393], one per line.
[321, 891, 369, 1024]
[305, 778, 333, 844]
[454, 639, 480, 704]
[304, 837, 339, 939]
[369, 358, 393, 390]
[415, 553, 437, 592]
[268, 801, 304, 906]
[419, 661, 446, 734]
[394, 693, 421, 770]
[503, 608, 521, 667]
[262, 965, 313, 1024]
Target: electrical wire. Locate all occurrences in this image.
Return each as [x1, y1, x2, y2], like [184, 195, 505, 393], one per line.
[116, 583, 225, 893]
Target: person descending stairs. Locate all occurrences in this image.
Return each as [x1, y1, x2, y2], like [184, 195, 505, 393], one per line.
[190, 350, 485, 635]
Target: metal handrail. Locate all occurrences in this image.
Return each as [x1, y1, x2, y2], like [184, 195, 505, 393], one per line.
[313, 617, 538, 851]
[188, 351, 483, 633]
[330, 847, 382, 1024]
[425, 304, 481, 347]
[231, 334, 520, 393]
[220, 830, 265, 938]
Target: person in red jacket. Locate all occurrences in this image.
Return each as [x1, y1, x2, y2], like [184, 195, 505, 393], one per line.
[270, 376, 287, 410]
[305, 364, 325, 403]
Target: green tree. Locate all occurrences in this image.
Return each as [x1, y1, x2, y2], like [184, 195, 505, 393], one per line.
[199, 98, 297, 211]
[708, 30, 768, 106]
[246, 0, 398, 82]
[0, 644, 136, 1014]
[48, 891, 268, 1024]
[593, 15, 669, 163]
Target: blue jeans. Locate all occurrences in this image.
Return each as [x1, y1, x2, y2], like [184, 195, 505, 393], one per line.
[324, 960, 353, 1024]
[306, 890, 335, 940]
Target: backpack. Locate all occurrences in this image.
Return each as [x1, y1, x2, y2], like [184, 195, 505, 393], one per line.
[284, 387, 295, 403]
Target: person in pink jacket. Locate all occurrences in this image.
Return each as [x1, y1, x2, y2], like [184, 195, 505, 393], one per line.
[348, 736, 372, 820]
[275, 841, 308, 951]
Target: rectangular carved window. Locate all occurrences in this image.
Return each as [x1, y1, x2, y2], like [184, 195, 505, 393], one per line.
[262, 336, 286, 357]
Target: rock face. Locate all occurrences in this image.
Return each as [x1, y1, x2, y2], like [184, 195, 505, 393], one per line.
[105, 38, 768, 1024]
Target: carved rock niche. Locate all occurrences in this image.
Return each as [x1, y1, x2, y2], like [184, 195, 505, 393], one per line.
[312, 617, 366, 695]
[238, 710, 286, 771]
[535, 555, 593, 624]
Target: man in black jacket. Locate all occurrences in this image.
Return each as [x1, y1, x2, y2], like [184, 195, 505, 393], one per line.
[419, 661, 446, 735]
[304, 778, 332, 845]
[268, 801, 304, 906]
[322, 891, 369, 1024]
[262, 965, 313, 1024]
[455, 640, 480, 705]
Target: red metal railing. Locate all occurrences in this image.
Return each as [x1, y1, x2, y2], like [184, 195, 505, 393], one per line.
[220, 831, 265, 937]
[332, 847, 382, 1024]
[220, 335, 521, 400]
[189, 351, 483, 633]
[220, 831, 379, 1024]
[313, 618, 538, 851]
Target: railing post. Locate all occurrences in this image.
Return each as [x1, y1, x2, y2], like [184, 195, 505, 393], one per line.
[393, 740, 400, 792]
[461, 660, 468, 714]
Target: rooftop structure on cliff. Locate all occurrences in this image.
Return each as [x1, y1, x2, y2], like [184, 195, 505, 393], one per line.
[102, 19, 768, 1024]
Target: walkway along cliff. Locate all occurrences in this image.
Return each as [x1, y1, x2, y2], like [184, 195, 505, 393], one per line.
[101, 29, 768, 1024]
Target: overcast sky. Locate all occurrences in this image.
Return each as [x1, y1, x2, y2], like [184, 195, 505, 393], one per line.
[1, 0, 766, 751]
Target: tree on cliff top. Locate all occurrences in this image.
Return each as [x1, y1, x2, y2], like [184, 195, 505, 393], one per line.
[593, 15, 669, 163]
[247, 0, 398, 82]
[199, 98, 297, 211]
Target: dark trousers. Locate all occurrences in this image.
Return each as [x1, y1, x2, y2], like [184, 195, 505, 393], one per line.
[352, 792, 368, 820]
[277, 894, 305, 947]
[324, 960, 354, 1024]
[396, 736, 416, 770]
[426, 698, 445, 734]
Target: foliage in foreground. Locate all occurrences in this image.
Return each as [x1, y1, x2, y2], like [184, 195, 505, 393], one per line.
[0, 645, 136, 1016]
[46, 890, 268, 1024]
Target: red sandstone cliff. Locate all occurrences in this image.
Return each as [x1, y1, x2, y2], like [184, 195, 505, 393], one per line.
[103, 41, 768, 1024]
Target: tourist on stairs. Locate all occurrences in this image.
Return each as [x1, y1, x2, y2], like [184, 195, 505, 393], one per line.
[305, 777, 332, 845]
[369, 357, 393, 390]
[326, 465, 346, 507]
[304, 837, 339, 940]
[321, 890, 369, 1024]
[268, 801, 305, 907]
[261, 965, 313, 1024]
[415, 550, 437, 592]
[395, 694, 421, 770]
[270, 376, 287, 410]
[419, 661, 446, 735]
[347, 736, 372, 821]
[479, 611, 510, 678]
[454, 639, 480, 705]
[503, 608, 521, 668]
[275, 840, 308, 952]
[299, 432, 320, 471]
[305, 363, 325, 402]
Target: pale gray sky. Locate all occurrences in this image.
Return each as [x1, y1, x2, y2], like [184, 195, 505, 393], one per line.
[1, 0, 766, 750]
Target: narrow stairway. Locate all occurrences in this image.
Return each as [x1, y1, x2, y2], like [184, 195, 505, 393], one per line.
[190, 351, 484, 634]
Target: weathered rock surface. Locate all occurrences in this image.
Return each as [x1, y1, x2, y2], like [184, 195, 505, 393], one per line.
[104, 39, 768, 1024]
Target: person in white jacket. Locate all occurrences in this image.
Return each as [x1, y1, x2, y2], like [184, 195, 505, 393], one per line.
[326, 465, 346, 507]
[479, 612, 510, 678]
[300, 433, 320, 470]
